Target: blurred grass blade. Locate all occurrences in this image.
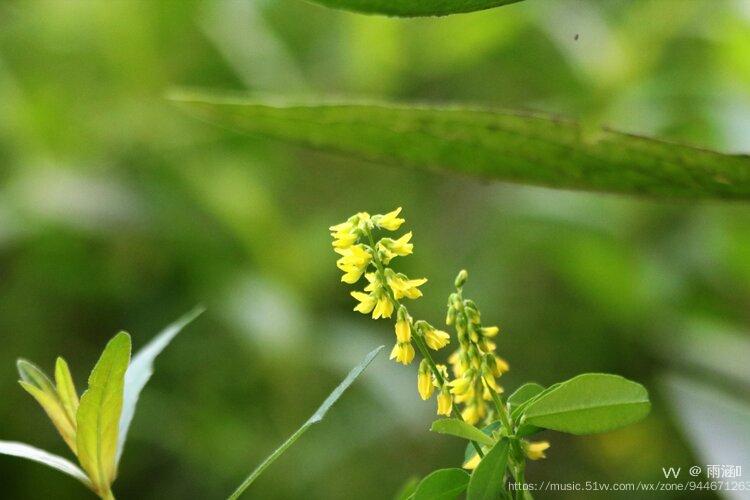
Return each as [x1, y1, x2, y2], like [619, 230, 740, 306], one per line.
[228, 345, 384, 500]
[117, 306, 204, 465]
[304, 0, 524, 17]
[171, 92, 750, 200]
[430, 418, 495, 446]
[77, 332, 131, 496]
[466, 438, 509, 500]
[522, 373, 650, 435]
[0, 441, 92, 489]
[55, 357, 80, 427]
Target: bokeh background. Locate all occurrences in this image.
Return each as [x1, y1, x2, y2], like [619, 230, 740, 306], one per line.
[1, 0, 749, 498]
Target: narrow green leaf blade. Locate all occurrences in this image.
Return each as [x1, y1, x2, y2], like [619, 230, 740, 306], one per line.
[171, 93, 750, 200]
[55, 357, 79, 427]
[413, 468, 470, 500]
[76, 332, 131, 495]
[305, 0, 525, 17]
[466, 438, 510, 500]
[117, 306, 204, 465]
[0, 440, 92, 489]
[228, 345, 384, 500]
[17, 359, 57, 395]
[522, 373, 651, 435]
[430, 419, 495, 446]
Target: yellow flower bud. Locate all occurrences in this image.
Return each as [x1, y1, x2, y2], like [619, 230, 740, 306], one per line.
[482, 326, 500, 337]
[351, 291, 376, 315]
[395, 319, 411, 343]
[372, 294, 394, 319]
[417, 369, 434, 400]
[437, 386, 453, 416]
[450, 375, 473, 395]
[524, 441, 550, 460]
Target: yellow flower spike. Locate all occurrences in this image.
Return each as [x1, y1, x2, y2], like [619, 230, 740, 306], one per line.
[463, 453, 481, 470]
[351, 291, 377, 315]
[390, 342, 415, 365]
[437, 386, 453, 416]
[424, 327, 450, 350]
[524, 441, 551, 460]
[376, 207, 405, 231]
[417, 360, 434, 400]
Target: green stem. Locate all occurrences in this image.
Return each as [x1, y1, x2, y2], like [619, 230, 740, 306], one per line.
[365, 227, 484, 458]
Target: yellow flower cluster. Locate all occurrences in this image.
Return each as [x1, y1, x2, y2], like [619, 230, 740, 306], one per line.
[330, 207, 452, 415]
[445, 272, 509, 426]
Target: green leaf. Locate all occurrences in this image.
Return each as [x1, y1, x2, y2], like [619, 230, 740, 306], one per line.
[55, 357, 79, 427]
[76, 332, 131, 496]
[304, 0, 525, 17]
[413, 468, 470, 500]
[117, 306, 204, 465]
[521, 373, 650, 435]
[170, 93, 750, 200]
[394, 476, 420, 500]
[0, 440, 92, 490]
[463, 421, 501, 466]
[466, 438, 510, 500]
[431, 418, 495, 446]
[507, 383, 545, 410]
[228, 345, 384, 500]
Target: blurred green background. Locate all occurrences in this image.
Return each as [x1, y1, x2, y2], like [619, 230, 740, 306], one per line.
[1, 0, 749, 498]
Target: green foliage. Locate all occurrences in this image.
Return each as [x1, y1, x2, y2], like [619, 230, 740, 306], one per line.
[412, 468, 469, 500]
[394, 476, 420, 500]
[304, 0, 525, 17]
[172, 93, 750, 199]
[430, 418, 496, 446]
[466, 439, 510, 500]
[520, 373, 651, 435]
[506, 383, 545, 411]
[76, 332, 131, 497]
[2, 311, 202, 499]
[227, 345, 384, 499]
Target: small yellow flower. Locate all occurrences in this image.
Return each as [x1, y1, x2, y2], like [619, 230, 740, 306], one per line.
[461, 403, 485, 425]
[437, 386, 453, 416]
[376, 207, 405, 231]
[417, 360, 434, 400]
[395, 318, 411, 343]
[389, 232, 413, 256]
[390, 342, 415, 365]
[450, 375, 473, 395]
[351, 291, 376, 315]
[424, 328, 450, 350]
[372, 294, 394, 319]
[463, 454, 481, 470]
[524, 441, 550, 460]
[336, 245, 371, 284]
[386, 272, 427, 300]
[482, 326, 500, 337]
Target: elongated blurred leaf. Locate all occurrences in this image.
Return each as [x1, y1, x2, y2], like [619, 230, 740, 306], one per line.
[466, 438, 509, 500]
[171, 93, 750, 199]
[522, 373, 650, 435]
[430, 418, 495, 446]
[413, 468, 470, 500]
[394, 476, 420, 500]
[228, 345, 384, 500]
[0, 441, 92, 489]
[117, 307, 204, 465]
[77, 332, 131, 496]
[17, 359, 57, 395]
[305, 0, 524, 17]
[55, 357, 79, 427]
